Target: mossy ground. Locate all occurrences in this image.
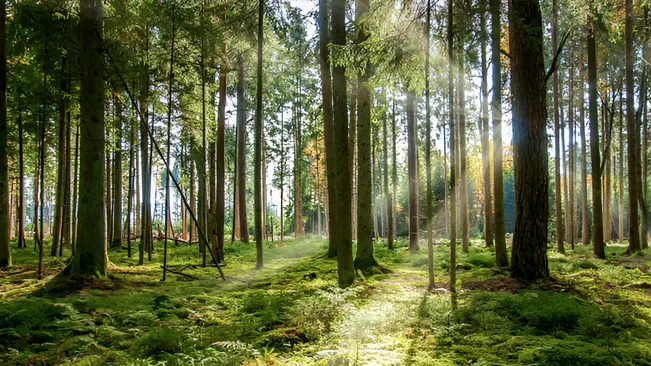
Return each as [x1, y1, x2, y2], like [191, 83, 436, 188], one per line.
[1, 237, 651, 365]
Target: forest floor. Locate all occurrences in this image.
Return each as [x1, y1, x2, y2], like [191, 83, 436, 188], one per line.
[1, 237, 651, 365]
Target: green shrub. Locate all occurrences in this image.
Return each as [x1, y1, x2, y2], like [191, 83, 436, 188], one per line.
[136, 328, 189, 358]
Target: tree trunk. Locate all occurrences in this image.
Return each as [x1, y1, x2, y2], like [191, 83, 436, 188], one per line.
[552, 0, 564, 252]
[236, 55, 249, 243]
[392, 100, 398, 242]
[294, 96, 303, 239]
[106, 144, 112, 246]
[458, 50, 469, 254]
[447, 0, 457, 301]
[111, 94, 123, 249]
[580, 57, 590, 245]
[588, 17, 605, 258]
[350, 82, 357, 241]
[68, 0, 107, 276]
[509, 0, 549, 280]
[52, 56, 69, 257]
[480, 0, 492, 248]
[216, 60, 227, 261]
[254, 0, 264, 269]
[139, 25, 152, 265]
[319, 0, 337, 258]
[332, 0, 354, 288]
[407, 89, 419, 252]
[72, 120, 79, 252]
[425, 0, 434, 290]
[569, 58, 576, 249]
[562, 108, 570, 246]
[625, 0, 641, 253]
[0, 0, 6, 266]
[354, 0, 377, 270]
[491, 0, 508, 267]
[17, 111, 25, 249]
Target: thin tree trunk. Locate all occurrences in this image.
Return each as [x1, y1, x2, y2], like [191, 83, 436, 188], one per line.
[569, 58, 576, 249]
[0, 0, 7, 266]
[552, 0, 564, 252]
[480, 0, 492, 248]
[236, 55, 249, 243]
[350, 82, 357, 241]
[509, 0, 549, 279]
[448, 0, 457, 302]
[425, 0, 434, 290]
[407, 89, 419, 252]
[580, 56, 590, 245]
[216, 55, 227, 261]
[111, 94, 123, 249]
[52, 56, 69, 257]
[254, 0, 264, 268]
[626, 0, 640, 253]
[392, 100, 398, 242]
[458, 50, 469, 254]
[491, 0, 508, 267]
[588, 16, 605, 258]
[17, 111, 25, 249]
[372, 135, 378, 240]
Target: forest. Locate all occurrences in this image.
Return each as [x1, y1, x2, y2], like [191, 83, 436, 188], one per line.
[1, 0, 651, 364]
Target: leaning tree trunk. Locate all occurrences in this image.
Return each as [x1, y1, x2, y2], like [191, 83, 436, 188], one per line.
[509, 0, 549, 280]
[491, 0, 508, 267]
[68, 0, 107, 276]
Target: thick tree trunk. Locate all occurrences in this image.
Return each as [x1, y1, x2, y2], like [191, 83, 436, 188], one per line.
[491, 0, 508, 267]
[407, 89, 419, 252]
[509, 0, 549, 280]
[350, 82, 357, 241]
[354, 0, 377, 270]
[588, 18, 605, 258]
[332, 0, 354, 288]
[68, 0, 107, 276]
[52, 55, 69, 257]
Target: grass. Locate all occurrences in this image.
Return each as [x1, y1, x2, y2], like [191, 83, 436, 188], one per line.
[1, 237, 651, 365]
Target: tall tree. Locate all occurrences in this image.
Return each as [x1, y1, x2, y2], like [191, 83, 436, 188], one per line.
[552, 0, 564, 253]
[332, 0, 354, 288]
[580, 56, 590, 245]
[111, 94, 123, 250]
[626, 0, 641, 253]
[319, 0, 337, 258]
[407, 89, 419, 252]
[0, 0, 7, 268]
[354, 0, 377, 271]
[491, 0, 508, 267]
[67, 0, 107, 276]
[588, 13, 605, 258]
[236, 55, 249, 243]
[254, 0, 264, 269]
[480, 0, 492, 248]
[509, 0, 549, 279]
[448, 0, 457, 302]
[425, 0, 434, 291]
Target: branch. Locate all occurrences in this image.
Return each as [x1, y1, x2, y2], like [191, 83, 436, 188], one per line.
[546, 28, 572, 82]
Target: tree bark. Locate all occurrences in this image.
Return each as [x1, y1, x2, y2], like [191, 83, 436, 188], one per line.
[68, 0, 107, 276]
[52, 55, 69, 256]
[448, 0, 457, 302]
[552, 0, 564, 252]
[216, 58, 227, 261]
[0, 0, 7, 267]
[254, 0, 264, 269]
[332, 0, 354, 288]
[480, 0, 493, 249]
[111, 94, 123, 249]
[17, 111, 25, 249]
[491, 0, 508, 267]
[509, 0, 549, 280]
[350, 82, 357, 241]
[588, 16, 605, 258]
[580, 57, 590, 245]
[407, 89, 419, 252]
[458, 50, 469, 254]
[236, 55, 249, 243]
[425, 0, 434, 290]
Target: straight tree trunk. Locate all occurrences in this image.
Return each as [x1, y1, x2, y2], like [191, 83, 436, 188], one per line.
[0, 0, 6, 266]
[458, 50, 469, 253]
[383, 109, 394, 249]
[216, 61, 227, 261]
[236, 55, 249, 243]
[319, 0, 337, 258]
[72, 120, 79, 252]
[480, 0, 493, 248]
[52, 55, 69, 257]
[552, 0, 564, 252]
[372, 135, 378, 240]
[17, 111, 25, 249]
[407, 89, 419, 252]
[68, 0, 107, 276]
[332, 0, 354, 288]
[491, 0, 508, 267]
[580, 57, 590, 245]
[139, 30, 152, 264]
[111, 94, 123, 249]
[254, 0, 264, 268]
[619, 99, 625, 242]
[392, 100, 398, 242]
[447, 0, 457, 302]
[163, 9, 175, 281]
[569, 59, 576, 248]
[562, 109, 570, 245]
[354, 0, 377, 271]
[33, 154, 39, 252]
[106, 145, 112, 246]
[509, 0, 549, 280]
[294, 100, 303, 239]
[625, 0, 640, 253]
[425, 0, 434, 289]
[588, 17, 605, 258]
[350, 82, 357, 241]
